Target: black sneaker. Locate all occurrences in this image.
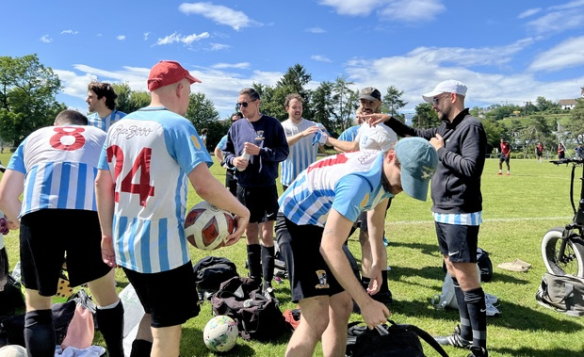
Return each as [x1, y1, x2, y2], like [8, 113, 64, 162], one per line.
[435, 325, 472, 348]
[371, 290, 393, 305]
[467, 346, 488, 357]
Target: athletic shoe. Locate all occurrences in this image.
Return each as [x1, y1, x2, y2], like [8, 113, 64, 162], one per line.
[497, 172, 502, 175]
[435, 325, 472, 348]
[382, 236, 389, 247]
[506, 172, 510, 176]
[372, 290, 393, 306]
[467, 346, 488, 357]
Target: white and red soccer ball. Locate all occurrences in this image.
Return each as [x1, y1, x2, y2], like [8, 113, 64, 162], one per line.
[203, 315, 239, 352]
[184, 201, 236, 250]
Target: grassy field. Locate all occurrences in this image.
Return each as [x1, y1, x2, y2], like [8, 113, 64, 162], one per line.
[2, 153, 584, 357]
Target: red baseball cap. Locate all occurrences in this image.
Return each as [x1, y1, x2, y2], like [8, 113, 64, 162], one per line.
[147, 60, 202, 91]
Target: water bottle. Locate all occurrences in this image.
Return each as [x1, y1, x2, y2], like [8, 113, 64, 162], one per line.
[238, 152, 251, 172]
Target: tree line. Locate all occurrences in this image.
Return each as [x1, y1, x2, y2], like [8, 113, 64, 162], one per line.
[1, 54, 583, 155]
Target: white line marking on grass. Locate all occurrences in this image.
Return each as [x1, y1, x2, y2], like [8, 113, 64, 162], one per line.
[390, 216, 572, 225]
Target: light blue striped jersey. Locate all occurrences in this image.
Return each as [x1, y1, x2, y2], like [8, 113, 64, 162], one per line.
[217, 135, 228, 151]
[7, 126, 106, 217]
[87, 109, 126, 132]
[280, 118, 320, 186]
[279, 150, 393, 227]
[433, 212, 483, 226]
[98, 107, 212, 274]
[338, 125, 360, 142]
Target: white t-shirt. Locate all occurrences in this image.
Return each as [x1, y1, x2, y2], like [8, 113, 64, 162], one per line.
[355, 123, 398, 152]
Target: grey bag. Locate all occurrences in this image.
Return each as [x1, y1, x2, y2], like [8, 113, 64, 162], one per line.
[536, 273, 584, 317]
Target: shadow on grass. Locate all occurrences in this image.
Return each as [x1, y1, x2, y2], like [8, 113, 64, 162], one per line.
[495, 347, 583, 357]
[387, 241, 441, 257]
[181, 326, 291, 357]
[391, 299, 582, 333]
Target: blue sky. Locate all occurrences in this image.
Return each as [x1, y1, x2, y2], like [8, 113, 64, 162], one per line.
[2, 0, 584, 119]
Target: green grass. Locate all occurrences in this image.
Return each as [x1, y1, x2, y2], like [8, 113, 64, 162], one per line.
[2, 153, 584, 357]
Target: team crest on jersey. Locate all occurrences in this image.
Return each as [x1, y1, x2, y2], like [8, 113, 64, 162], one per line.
[191, 135, 201, 149]
[315, 270, 330, 289]
[255, 131, 265, 141]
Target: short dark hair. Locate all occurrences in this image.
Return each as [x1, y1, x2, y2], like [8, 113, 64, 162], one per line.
[231, 112, 243, 119]
[239, 88, 260, 101]
[55, 110, 89, 125]
[88, 81, 118, 110]
[285, 93, 303, 107]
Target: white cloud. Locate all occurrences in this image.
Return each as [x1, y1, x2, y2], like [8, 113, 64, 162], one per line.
[528, 36, 584, 72]
[306, 27, 326, 33]
[550, 0, 584, 11]
[209, 43, 230, 51]
[518, 8, 541, 19]
[526, 10, 584, 35]
[212, 62, 250, 69]
[319, 0, 445, 21]
[155, 32, 209, 46]
[311, 55, 332, 63]
[179, 2, 261, 30]
[60, 30, 79, 35]
[117, 35, 126, 41]
[40, 35, 53, 43]
[144, 32, 150, 40]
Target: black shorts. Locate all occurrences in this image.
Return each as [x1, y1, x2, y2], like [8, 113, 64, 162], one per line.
[225, 169, 237, 197]
[536, 150, 542, 157]
[19, 209, 112, 296]
[275, 214, 344, 303]
[435, 221, 479, 263]
[499, 155, 510, 164]
[123, 262, 200, 328]
[352, 198, 392, 233]
[237, 185, 279, 223]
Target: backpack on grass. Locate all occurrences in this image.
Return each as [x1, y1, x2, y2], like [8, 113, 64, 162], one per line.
[193, 256, 239, 294]
[210, 277, 287, 341]
[536, 273, 584, 317]
[346, 320, 449, 357]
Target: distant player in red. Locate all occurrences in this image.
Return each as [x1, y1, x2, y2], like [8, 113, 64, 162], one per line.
[535, 142, 543, 163]
[558, 143, 565, 159]
[498, 138, 511, 175]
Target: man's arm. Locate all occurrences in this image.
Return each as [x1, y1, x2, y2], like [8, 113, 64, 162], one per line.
[214, 146, 224, 163]
[286, 125, 320, 147]
[253, 122, 290, 162]
[435, 124, 487, 179]
[0, 170, 24, 228]
[321, 209, 390, 328]
[362, 114, 438, 140]
[95, 169, 117, 267]
[365, 198, 389, 294]
[327, 136, 359, 152]
[188, 163, 250, 245]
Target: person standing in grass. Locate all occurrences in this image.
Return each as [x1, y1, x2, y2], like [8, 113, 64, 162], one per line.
[535, 142, 543, 163]
[363, 79, 489, 357]
[498, 138, 511, 175]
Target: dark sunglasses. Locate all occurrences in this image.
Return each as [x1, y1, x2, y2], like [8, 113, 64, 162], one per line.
[432, 93, 450, 105]
[236, 99, 257, 109]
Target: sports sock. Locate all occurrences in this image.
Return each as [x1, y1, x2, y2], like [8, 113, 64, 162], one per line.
[262, 245, 275, 290]
[25, 309, 56, 357]
[452, 277, 472, 341]
[380, 270, 389, 293]
[464, 287, 487, 350]
[130, 339, 153, 357]
[96, 300, 125, 357]
[247, 244, 262, 285]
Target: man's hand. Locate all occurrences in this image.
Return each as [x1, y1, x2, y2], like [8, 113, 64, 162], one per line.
[360, 299, 391, 329]
[302, 126, 320, 137]
[224, 212, 250, 247]
[366, 263, 383, 295]
[101, 235, 117, 268]
[244, 142, 261, 155]
[360, 114, 392, 127]
[430, 133, 444, 150]
[233, 156, 249, 171]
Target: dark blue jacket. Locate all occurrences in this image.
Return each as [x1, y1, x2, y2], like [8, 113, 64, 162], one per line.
[223, 115, 289, 187]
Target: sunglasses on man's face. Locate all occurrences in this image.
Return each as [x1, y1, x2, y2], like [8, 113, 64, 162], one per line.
[236, 99, 257, 109]
[432, 93, 450, 106]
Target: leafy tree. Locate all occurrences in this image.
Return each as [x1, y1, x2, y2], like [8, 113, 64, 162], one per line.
[276, 64, 311, 99]
[112, 83, 150, 114]
[382, 86, 407, 116]
[310, 81, 335, 134]
[481, 118, 504, 152]
[185, 92, 221, 150]
[566, 99, 584, 144]
[331, 76, 356, 132]
[411, 102, 439, 129]
[536, 96, 556, 113]
[0, 54, 64, 146]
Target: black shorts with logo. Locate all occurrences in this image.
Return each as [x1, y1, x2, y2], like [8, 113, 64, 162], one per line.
[20, 209, 112, 296]
[435, 221, 479, 263]
[236, 184, 279, 223]
[275, 213, 344, 303]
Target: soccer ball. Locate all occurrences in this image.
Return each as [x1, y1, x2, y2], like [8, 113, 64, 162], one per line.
[0, 345, 27, 357]
[184, 201, 236, 250]
[203, 315, 239, 352]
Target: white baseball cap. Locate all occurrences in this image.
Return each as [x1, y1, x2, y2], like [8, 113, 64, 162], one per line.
[422, 80, 467, 103]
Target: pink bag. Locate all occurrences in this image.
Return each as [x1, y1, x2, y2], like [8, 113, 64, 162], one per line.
[61, 303, 95, 349]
